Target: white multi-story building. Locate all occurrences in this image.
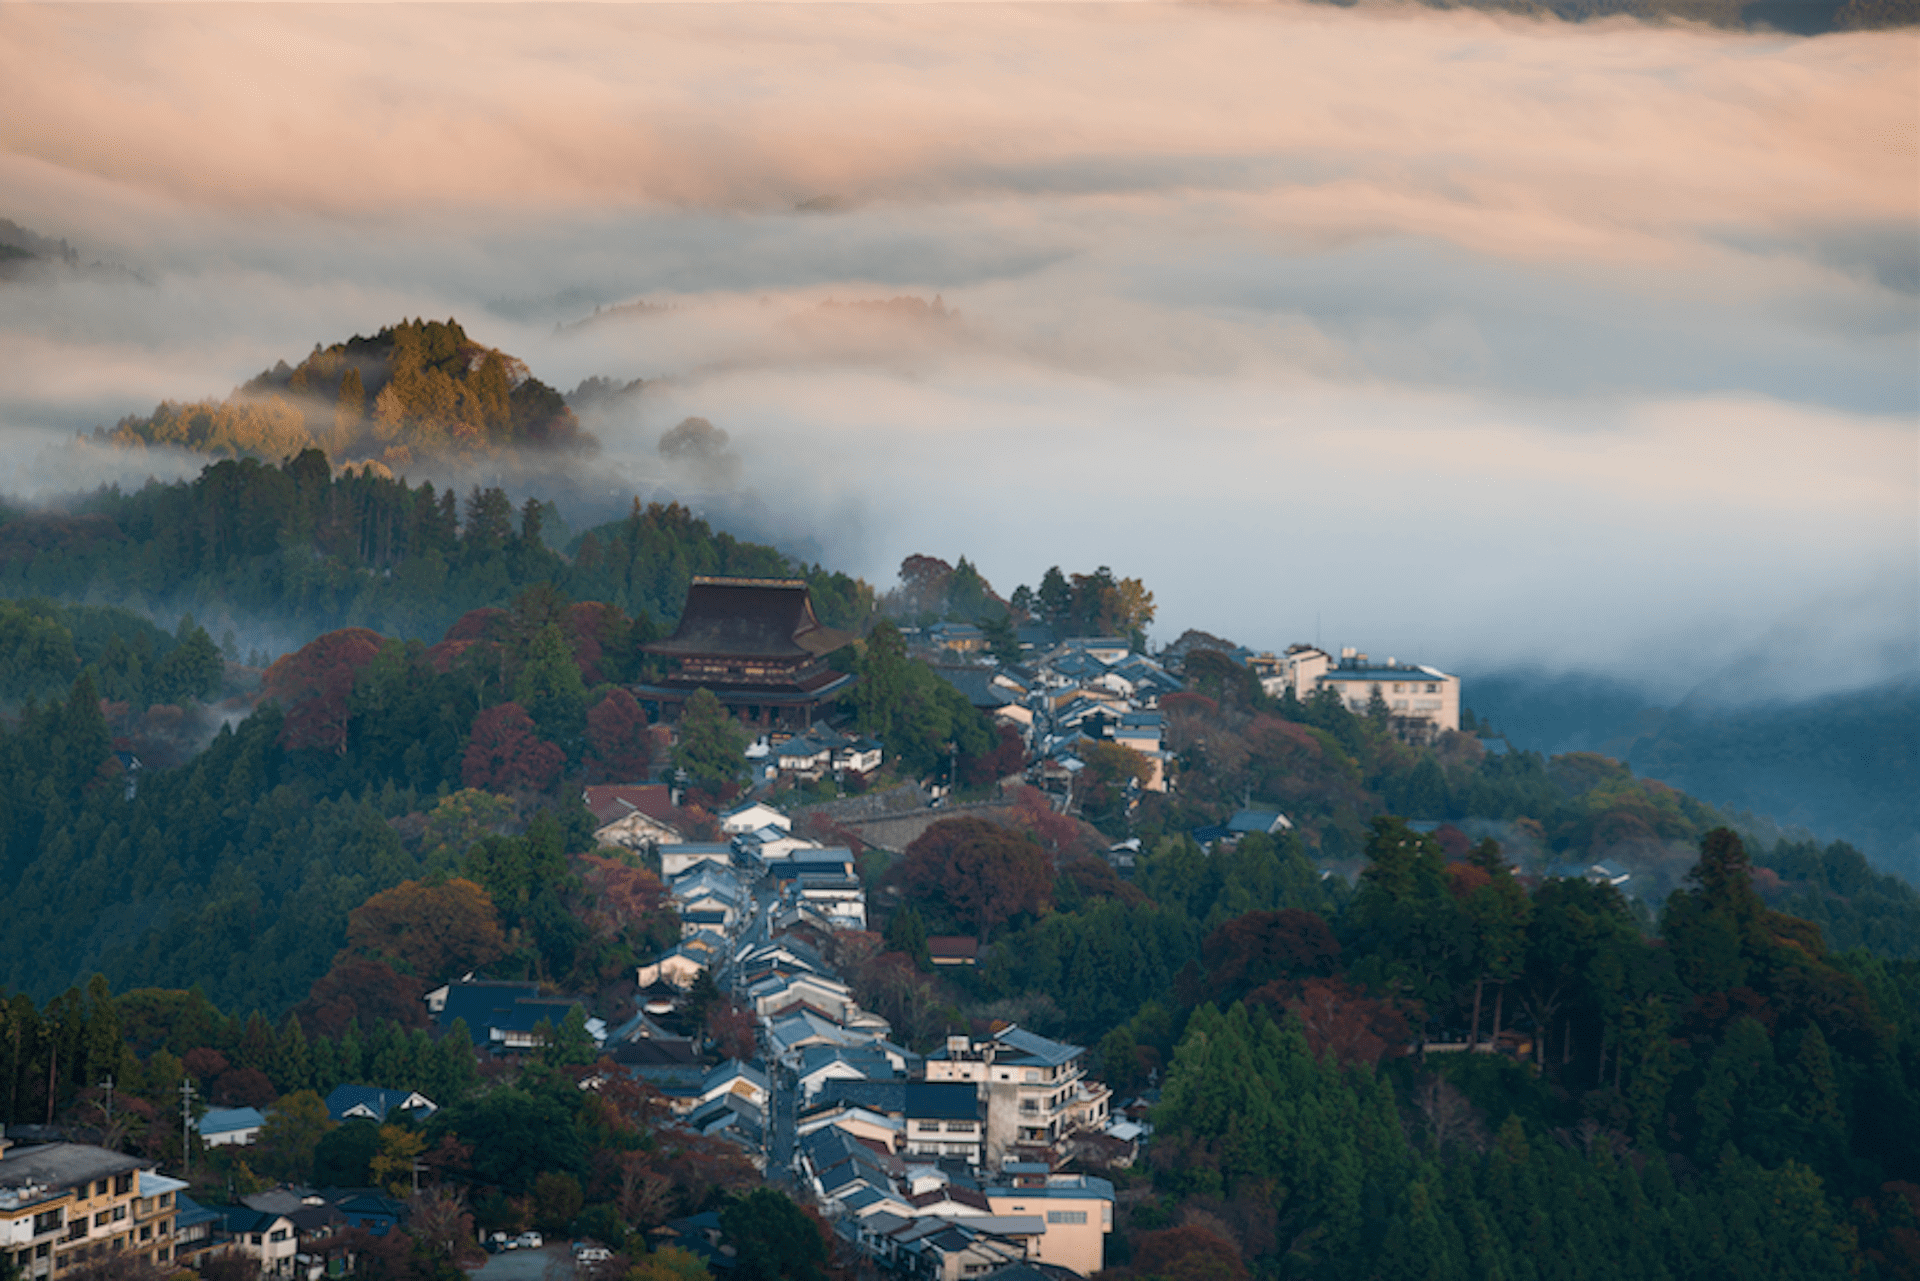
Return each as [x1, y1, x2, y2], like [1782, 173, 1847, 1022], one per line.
[924, 1026, 1111, 1167]
[1260, 645, 1460, 745]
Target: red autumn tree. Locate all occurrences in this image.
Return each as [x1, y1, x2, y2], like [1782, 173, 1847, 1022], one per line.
[442, 608, 508, 644]
[568, 601, 623, 685]
[462, 702, 564, 795]
[211, 1067, 276, 1108]
[890, 817, 1051, 936]
[1006, 783, 1098, 859]
[261, 627, 386, 753]
[1059, 856, 1150, 907]
[1202, 909, 1342, 999]
[297, 957, 428, 1037]
[1131, 1223, 1251, 1281]
[707, 1000, 759, 1062]
[584, 688, 653, 783]
[345, 877, 508, 982]
[1250, 976, 1412, 1069]
[961, 724, 1027, 787]
[182, 1047, 231, 1084]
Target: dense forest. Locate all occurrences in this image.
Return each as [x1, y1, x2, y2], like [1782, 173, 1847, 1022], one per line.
[100, 319, 589, 466]
[0, 450, 873, 644]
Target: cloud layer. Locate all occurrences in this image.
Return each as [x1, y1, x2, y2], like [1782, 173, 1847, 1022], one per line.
[0, 2, 1913, 694]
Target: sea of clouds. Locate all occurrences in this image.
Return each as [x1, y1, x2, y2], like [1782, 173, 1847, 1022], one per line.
[0, 2, 1913, 700]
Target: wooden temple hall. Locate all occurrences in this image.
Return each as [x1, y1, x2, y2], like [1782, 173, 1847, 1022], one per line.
[635, 576, 857, 730]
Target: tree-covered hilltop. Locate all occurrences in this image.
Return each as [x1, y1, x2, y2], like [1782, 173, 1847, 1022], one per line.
[1465, 669, 1919, 884]
[0, 451, 873, 644]
[99, 318, 589, 466]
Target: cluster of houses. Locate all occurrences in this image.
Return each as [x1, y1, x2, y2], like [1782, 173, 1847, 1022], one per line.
[920, 634, 1181, 803]
[0, 1132, 404, 1281]
[789, 1024, 1131, 1281]
[594, 789, 1136, 1277]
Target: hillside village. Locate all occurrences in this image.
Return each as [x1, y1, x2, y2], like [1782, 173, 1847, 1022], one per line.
[0, 577, 1477, 1281]
[3, 562, 1916, 1281]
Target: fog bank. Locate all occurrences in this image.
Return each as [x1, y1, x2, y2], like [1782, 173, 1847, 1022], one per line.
[0, 2, 1913, 699]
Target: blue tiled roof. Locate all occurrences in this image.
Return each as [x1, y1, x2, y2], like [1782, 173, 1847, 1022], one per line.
[194, 1107, 264, 1136]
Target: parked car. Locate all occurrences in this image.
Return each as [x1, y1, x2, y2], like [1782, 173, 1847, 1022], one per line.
[574, 1246, 613, 1263]
[516, 1232, 544, 1250]
[487, 1233, 514, 1253]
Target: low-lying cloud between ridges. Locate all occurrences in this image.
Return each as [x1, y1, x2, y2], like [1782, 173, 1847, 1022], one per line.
[0, 1, 1910, 693]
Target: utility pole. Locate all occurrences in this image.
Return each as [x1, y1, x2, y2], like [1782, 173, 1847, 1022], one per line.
[99, 1076, 114, 1124]
[179, 1079, 197, 1176]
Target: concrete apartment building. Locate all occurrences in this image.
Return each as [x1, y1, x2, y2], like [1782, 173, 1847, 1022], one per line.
[0, 1139, 178, 1279]
[924, 1027, 1111, 1168]
[1257, 644, 1460, 745]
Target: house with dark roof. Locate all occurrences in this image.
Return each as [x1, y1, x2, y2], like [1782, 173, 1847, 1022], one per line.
[927, 937, 979, 968]
[423, 976, 597, 1052]
[212, 1205, 299, 1277]
[171, 1193, 224, 1261]
[583, 784, 684, 850]
[903, 1083, 983, 1165]
[322, 1086, 437, 1125]
[1226, 808, 1293, 838]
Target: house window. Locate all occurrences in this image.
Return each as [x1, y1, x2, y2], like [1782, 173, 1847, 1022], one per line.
[111, 1209, 126, 1223]
[270, 1231, 289, 1244]
[1426, 683, 1439, 693]
[93, 1215, 110, 1229]
[140, 1229, 151, 1243]
[1047, 1211, 1088, 1225]
[160, 1196, 172, 1210]
[34, 1210, 63, 1235]
[114, 1176, 133, 1197]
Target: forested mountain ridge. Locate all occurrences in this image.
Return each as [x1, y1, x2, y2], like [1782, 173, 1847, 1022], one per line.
[1352, 0, 1916, 32]
[100, 318, 589, 466]
[0, 451, 874, 646]
[1466, 669, 1919, 883]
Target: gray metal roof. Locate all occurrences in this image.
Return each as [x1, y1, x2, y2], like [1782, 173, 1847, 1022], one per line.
[0, 1143, 148, 1192]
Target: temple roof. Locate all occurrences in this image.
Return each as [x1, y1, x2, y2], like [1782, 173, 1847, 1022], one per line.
[646, 577, 856, 660]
